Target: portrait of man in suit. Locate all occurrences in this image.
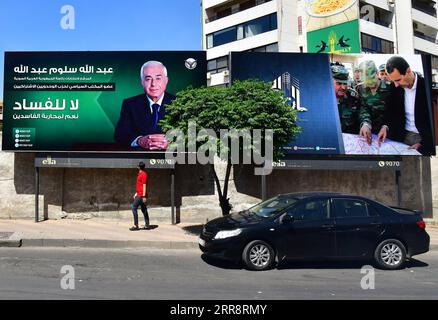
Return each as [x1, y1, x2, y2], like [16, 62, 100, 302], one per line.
[114, 60, 175, 150]
[377, 56, 435, 156]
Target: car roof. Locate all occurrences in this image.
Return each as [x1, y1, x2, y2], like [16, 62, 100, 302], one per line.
[277, 192, 364, 200]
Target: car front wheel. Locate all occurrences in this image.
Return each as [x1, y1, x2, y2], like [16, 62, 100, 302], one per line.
[374, 239, 407, 270]
[242, 240, 275, 271]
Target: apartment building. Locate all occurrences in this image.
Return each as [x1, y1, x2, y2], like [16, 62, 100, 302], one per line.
[201, 0, 438, 86]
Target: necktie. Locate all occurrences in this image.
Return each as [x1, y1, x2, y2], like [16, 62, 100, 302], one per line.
[151, 103, 160, 130]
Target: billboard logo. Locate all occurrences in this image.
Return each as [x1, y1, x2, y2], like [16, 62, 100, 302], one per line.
[272, 73, 308, 112]
[150, 159, 157, 165]
[42, 156, 57, 165]
[273, 161, 286, 168]
[185, 58, 197, 70]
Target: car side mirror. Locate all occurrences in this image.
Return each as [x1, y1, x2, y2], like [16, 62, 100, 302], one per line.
[282, 214, 294, 224]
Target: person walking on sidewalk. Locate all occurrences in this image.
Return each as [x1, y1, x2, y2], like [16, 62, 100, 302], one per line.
[130, 161, 150, 231]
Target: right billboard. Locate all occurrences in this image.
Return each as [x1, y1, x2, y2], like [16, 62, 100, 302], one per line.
[231, 52, 436, 156]
[305, 0, 361, 54]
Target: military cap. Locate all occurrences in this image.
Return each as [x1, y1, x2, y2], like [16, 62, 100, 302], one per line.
[361, 60, 378, 80]
[331, 62, 349, 84]
[378, 64, 386, 72]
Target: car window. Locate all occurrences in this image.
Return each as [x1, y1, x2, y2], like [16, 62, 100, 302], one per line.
[248, 196, 298, 218]
[366, 203, 380, 217]
[288, 199, 330, 221]
[333, 198, 369, 218]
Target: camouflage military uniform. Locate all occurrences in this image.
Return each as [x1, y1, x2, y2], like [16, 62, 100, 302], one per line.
[338, 88, 363, 134]
[331, 62, 367, 134]
[357, 81, 390, 134]
[356, 61, 390, 134]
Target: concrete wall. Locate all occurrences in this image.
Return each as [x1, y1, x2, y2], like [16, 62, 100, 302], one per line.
[0, 133, 435, 223]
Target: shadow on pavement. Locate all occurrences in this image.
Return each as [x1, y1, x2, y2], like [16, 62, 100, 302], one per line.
[145, 225, 158, 230]
[277, 258, 429, 270]
[406, 258, 429, 268]
[181, 224, 203, 236]
[200, 255, 430, 271]
[277, 259, 376, 270]
[201, 254, 242, 270]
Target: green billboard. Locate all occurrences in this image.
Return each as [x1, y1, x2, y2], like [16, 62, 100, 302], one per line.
[2, 51, 206, 152]
[307, 20, 361, 54]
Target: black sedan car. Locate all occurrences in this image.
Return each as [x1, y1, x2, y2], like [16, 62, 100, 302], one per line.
[198, 193, 430, 271]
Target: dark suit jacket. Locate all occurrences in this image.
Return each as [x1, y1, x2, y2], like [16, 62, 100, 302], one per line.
[383, 73, 435, 156]
[114, 92, 175, 146]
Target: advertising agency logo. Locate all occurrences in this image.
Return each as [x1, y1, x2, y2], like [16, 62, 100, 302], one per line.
[42, 156, 57, 166]
[185, 58, 198, 70]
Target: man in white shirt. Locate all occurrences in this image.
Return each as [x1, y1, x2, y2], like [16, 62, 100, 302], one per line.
[114, 61, 174, 149]
[376, 56, 435, 155]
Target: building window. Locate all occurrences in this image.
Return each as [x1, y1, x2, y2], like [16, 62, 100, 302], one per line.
[298, 16, 303, 35]
[246, 42, 278, 52]
[206, 13, 277, 49]
[205, 0, 272, 23]
[415, 50, 438, 70]
[361, 33, 394, 53]
[207, 56, 229, 74]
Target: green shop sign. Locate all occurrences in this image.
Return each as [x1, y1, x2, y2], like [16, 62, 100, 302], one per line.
[307, 20, 361, 54]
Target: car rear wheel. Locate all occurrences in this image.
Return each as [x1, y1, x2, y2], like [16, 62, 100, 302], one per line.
[374, 239, 407, 270]
[242, 240, 275, 271]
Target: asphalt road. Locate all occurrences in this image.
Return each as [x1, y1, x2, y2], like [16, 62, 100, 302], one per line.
[0, 247, 437, 300]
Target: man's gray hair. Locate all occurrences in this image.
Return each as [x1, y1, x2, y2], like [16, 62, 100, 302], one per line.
[140, 61, 168, 80]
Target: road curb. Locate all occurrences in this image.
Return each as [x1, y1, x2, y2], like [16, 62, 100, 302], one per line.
[0, 232, 22, 247]
[19, 238, 198, 249]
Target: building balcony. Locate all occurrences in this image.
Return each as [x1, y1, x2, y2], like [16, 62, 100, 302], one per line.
[360, 19, 394, 42]
[412, 8, 438, 29]
[204, 0, 277, 35]
[204, 0, 273, 23]
[414, 33, 438, 55]
[412, 0, 437, 17]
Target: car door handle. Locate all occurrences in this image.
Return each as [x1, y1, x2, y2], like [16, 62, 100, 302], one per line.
[370, 222, 382, 226]
[322, 224, 334, 229]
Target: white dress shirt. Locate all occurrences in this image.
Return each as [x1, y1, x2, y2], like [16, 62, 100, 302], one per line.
[404, 73, 419, 134]
[130, 94, 165, 147]
[147, 94, 164, 114]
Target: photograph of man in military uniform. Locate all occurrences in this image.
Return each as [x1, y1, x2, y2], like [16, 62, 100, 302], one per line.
[355, 60, 391, 144]
[330, 62, 371, 142]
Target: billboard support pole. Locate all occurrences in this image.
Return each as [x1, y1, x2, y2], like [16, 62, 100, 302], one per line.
[396, 170, 402, 206]
[171, 170, 175, 225]
[35, 167, 39, 223]
[261, 171, 267, 201]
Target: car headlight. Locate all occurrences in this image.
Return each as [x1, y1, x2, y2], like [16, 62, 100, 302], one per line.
[214, 228, 242, 240]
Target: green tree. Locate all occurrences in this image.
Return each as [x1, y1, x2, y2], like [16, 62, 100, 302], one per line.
[160, 79, 301, 216]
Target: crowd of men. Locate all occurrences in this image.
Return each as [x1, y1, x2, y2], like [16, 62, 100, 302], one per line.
[331, 56, 434, 155]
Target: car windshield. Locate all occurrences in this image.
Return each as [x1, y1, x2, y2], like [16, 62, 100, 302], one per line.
[246, 196, 298, 218]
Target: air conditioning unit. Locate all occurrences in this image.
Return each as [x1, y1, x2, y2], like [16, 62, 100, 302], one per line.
[223, 69, 230, 76]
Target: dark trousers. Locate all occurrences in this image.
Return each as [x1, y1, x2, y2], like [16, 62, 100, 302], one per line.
[132, 196, 149, 227]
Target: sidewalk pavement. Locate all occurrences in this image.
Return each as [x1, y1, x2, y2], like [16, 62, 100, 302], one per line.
[0, 219, 201, 249]
[0, 219, 437, 250]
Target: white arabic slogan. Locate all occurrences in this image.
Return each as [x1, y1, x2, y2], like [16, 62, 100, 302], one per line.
[13, 98, 80, 121]
[13, 64, 114, 75]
